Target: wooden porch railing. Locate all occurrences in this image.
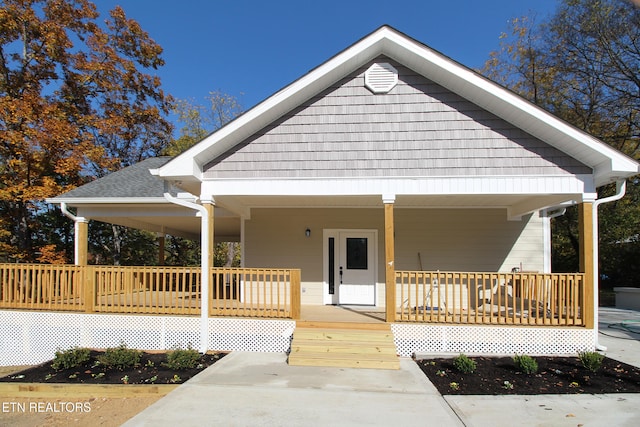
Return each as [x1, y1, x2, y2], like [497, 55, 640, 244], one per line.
[92, 266, 202, 315]
[209, 268, 301, 319]
[0, 264, 301, 319]
[395, 271, 585, 326]
[0, 264, 84, 311]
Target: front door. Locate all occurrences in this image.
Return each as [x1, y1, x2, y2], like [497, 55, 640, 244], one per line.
[324, 230, 377, 305]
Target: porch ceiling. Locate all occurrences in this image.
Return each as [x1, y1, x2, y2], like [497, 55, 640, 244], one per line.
[67, 193, 579, 241]
[74, 202, 241, 242]
[216, 193, 580, 215]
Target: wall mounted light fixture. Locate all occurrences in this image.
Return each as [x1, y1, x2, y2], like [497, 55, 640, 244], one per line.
[305, 228, 311, 237]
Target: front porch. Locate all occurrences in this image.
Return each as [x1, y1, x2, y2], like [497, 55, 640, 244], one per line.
[0, 263, 595, 365]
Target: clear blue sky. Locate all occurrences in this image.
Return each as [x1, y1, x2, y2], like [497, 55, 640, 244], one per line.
[93, 1, 559, 123]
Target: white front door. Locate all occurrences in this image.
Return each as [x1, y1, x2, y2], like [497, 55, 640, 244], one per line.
[324, 230, 377, 305]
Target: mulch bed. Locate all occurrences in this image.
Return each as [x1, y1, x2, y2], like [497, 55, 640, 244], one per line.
[416, 356, 640, 395]
[0, 350, 226, 385]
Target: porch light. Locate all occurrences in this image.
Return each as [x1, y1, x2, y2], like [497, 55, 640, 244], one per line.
[305, 228, 311, 237]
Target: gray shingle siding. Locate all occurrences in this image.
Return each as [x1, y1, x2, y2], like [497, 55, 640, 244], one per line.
[204, 58, 591, 179]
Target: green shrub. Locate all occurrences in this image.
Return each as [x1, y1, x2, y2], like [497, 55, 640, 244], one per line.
[97, 344, 141, 370]
[513, 354, 538, 374]
[163, 347, 202, 370]
[51, 347, 91, 370]
[453, 354, 477, 374]
[578, 351, 604, 373]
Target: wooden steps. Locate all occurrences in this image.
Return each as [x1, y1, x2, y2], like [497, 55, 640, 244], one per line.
[288, 325, 399, 370]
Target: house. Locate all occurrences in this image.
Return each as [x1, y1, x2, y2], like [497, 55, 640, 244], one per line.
[3, 26, 638, 366]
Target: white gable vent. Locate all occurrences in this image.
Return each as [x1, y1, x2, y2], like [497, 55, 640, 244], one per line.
[364, 62, 398, 94]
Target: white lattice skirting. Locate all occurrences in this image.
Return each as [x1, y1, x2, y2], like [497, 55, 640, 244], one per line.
[1, 311, 595, 365]
[0, 311, 295, 365]
[391, 323, 594, 357]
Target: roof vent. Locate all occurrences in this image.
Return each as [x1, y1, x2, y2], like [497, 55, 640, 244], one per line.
[364, 62, 398, 94]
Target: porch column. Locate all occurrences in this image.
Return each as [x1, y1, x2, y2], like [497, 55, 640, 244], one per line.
[59, 203, 88, 266]
[383, 195, 396, 322]
[75, 217, 88, 266]
[161, 192, 214, 353]
[578, 202, 594, 329]
[203, 200, 215, 270]
[200, 197, 215, 354]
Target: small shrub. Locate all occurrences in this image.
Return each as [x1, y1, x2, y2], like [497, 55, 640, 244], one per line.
[513, 354, 538, 374]
[578, 351, 604, 373]
[163, 347, 202, 370]
[453, 354, 477, 374]
[51, 347, 91, 370]
[97, 344, 141, 370]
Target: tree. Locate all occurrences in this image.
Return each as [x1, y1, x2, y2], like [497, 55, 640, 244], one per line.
[0, 0, 173, 262]
[483, 0, 640, 288]
[163, 91, 243, 156]
[163, 91, 244, 267]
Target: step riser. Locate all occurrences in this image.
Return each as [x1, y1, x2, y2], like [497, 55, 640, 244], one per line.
[289, 359, 400, 369]
[292, 331, 394, 342]
[291, 345, 397, 355]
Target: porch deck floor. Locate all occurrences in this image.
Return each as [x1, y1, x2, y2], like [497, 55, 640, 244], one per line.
[299, 305, 386, 323]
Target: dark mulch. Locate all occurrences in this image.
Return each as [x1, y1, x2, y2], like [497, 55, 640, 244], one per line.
[416, 356, 640, 395]
[0, 350, 226, 385]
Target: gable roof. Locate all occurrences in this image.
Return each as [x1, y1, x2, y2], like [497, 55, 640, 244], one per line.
[155, 25, 638, 191]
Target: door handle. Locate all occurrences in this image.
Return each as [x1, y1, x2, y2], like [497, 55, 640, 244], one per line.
[339, 266, 343, 284]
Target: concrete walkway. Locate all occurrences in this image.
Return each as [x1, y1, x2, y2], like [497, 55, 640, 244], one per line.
[124, 308, 640, 427]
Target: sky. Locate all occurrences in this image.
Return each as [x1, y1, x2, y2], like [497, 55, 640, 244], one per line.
[91, 0, 560, 128]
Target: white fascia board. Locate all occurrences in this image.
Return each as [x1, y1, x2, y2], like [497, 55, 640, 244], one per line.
[202, 175, 592, 197]
[46, 197, 171, 205]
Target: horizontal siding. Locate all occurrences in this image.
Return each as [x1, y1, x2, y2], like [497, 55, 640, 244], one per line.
[244, 207, 543, 305]
[204, 56, 590, 180]
[394, 209, 544, 273]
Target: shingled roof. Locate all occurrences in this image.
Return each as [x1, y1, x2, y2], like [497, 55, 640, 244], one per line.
[54, 157, 173, 200]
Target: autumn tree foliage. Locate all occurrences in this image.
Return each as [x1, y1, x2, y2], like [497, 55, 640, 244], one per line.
[483, 0, 640, 288]
[0, 0, 173, 262]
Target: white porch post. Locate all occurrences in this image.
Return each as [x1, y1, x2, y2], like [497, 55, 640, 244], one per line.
[163, 193, 214, 353]
[201, 198, 215, 354]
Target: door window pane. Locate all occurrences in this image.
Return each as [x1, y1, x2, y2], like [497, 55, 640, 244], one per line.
[346, 238, 367, 270]
[328, 237, 335, 294]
